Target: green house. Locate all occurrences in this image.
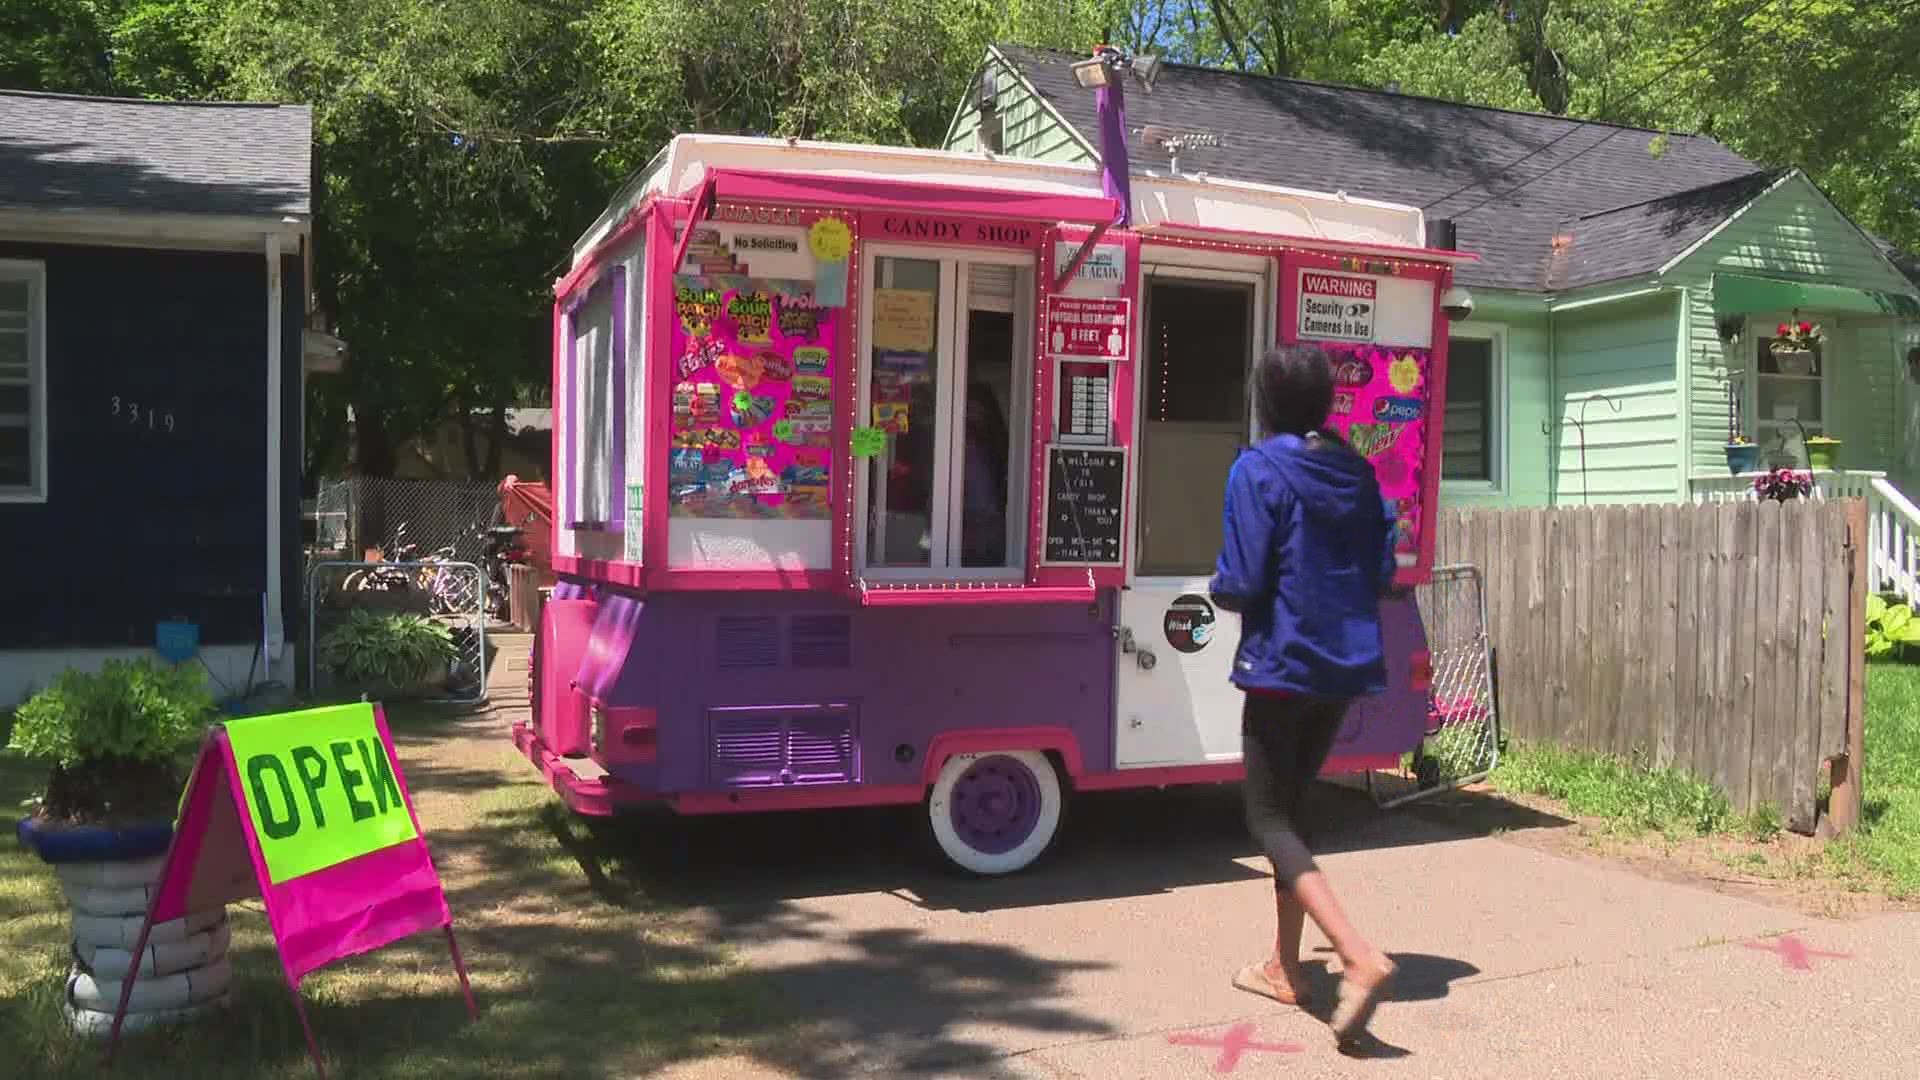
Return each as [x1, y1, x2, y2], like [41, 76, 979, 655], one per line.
[946, 45, 1920, 600]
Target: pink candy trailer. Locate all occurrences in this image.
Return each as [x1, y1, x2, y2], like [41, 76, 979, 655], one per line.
[513, 134, 1477, 874]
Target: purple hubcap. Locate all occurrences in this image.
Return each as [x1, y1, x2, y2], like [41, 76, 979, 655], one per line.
[949, 755, 1044, 855]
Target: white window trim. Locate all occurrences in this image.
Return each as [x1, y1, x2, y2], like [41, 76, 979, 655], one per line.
[1746, 310, 1832, 463]
[0, 259, 48, 503]
[853, 244, 1036, 580]
[1440, 321, 1507, 494]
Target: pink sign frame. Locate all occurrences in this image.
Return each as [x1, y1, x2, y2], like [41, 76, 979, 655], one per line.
[1277, 250, 1450, 586]
[103, 707, 475, 1078]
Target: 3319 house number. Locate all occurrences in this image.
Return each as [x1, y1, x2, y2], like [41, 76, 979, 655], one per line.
[110, 396, 177, 432]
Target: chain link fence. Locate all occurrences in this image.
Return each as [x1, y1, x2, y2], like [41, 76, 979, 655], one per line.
[304, 477, 502, 566]
[1372, 563, 1503, 808]
[306, 560, 490, 705]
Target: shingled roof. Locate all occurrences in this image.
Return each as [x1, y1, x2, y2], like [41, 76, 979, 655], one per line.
[0, 89, 311, 219]
[993, 44, 1765, 291]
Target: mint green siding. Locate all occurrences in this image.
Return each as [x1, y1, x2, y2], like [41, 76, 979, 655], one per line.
[944, 51, 1095, 164]
[1551, 294, 1684, 503]
[1669, 174, 1916, 479]
[1441, 290, 1553, 508]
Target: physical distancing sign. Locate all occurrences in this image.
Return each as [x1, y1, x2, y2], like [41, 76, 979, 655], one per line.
[104, 703, 475, 1078]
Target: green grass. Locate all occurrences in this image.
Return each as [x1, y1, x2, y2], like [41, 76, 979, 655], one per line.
[1489, 662, 1920, 897]
[1823, 662, 1920, 897]
[1491, 742, 1781, 841]
[1, 703, 789, 1080]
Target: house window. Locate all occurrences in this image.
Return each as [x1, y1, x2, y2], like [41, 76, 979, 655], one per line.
[1441, 328, 1501, 487]
[0, 261, 46, 502]
[1753, 332, 1825, 467]
[571, 276, 617, 526]
[860, 251, 1032, 575]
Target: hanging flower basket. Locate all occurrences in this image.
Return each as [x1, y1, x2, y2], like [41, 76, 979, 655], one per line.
[1771, 316, 1823, 375]
[1725, 437, 1759, 475]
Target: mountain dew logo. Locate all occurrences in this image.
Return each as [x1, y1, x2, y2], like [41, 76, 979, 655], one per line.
[1346, 422, 1404, 460]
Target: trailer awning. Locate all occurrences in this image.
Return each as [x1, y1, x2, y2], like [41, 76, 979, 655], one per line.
[695, 167, 1123, 228]
[1711, 272, 1920, 320]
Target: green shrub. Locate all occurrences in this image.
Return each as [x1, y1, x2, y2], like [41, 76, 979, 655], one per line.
[1866, 594, 1920, 660]
[7, 658, 215, 769]
[7, 658, 216, 823]
[318, 610, 457, 689]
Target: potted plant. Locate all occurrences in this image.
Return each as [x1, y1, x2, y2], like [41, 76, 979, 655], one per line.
[317, 609, 459, 698]
[1769, 313, 1823, 376]
[1724, 383, 1760, 475]
[1805, 434, 1843, 470]
[7, 658, 234, 1035]
[1752, 466, 1814, 503]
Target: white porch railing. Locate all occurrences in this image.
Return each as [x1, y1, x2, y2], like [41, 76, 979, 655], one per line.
[1688, 468, 1920, 608]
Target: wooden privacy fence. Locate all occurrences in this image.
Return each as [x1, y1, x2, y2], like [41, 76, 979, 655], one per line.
[1433, 498, 1867, 833]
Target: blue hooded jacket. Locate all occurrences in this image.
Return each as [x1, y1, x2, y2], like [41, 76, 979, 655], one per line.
[1208, 433, 1397, 698]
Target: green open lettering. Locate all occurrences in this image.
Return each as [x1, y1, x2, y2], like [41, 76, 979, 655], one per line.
[246, 754, 300, 840]
[358, 738, 403, 815]
[331, 739, 375, 822]
[290, 746, 329, 829]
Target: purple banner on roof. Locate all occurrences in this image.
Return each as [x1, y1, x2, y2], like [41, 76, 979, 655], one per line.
[1095, 80, 1131, 227]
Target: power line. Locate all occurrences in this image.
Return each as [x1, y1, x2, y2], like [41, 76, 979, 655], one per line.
[1420, 0, 1794, 214]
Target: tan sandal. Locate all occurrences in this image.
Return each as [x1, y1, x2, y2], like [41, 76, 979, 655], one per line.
[1233, 963, 1310, 1007]
[1329, 957, 1396, 1046]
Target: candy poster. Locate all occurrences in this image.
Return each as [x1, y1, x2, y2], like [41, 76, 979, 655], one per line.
[669, 274, 835, 519]
[1318, 344, 1432, 566]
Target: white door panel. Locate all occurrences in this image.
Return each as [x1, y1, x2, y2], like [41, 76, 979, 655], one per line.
[1115, 579, 1244, 767]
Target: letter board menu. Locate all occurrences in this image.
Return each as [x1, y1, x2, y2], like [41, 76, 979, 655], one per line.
[1042, 446, 1125, 566]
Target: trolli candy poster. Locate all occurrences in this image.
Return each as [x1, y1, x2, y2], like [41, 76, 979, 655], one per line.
[669, 274, 836, 519]
[1318, 344, 1431, 568]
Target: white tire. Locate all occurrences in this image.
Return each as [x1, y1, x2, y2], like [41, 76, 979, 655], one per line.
[60, 882, 158, 918]
[65, 994, 230, 1039]
[53, 856, 166, 891]
[66, 956, 233, 1013]
[72, 907, 224, 951]
[925, 750, 1065, 876]
[79, 918, 231, 980]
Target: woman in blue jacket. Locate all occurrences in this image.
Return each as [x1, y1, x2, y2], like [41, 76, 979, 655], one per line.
[1210, 344, 1398, 1047]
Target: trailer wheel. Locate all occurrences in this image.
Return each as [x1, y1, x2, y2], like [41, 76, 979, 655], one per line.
[925, 751, 1064, 876]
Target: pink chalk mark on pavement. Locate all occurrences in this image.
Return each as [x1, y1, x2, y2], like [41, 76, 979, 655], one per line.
[1166, 1023, 1304, 1072]
[1742, 933, 1851, 970]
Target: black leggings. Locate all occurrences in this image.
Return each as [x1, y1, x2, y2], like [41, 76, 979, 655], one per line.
[1241, 693, 1350, 887]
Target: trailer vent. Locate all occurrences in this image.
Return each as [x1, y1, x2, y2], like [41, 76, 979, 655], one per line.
[790, 615, 852, 669]
[707, 707, 858, 787]
[715, 616, 779, 669]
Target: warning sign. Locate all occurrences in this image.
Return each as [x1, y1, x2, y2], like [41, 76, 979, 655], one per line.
[1297, 271, 1377, 343]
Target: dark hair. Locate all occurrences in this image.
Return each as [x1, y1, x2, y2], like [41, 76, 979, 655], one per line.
[1253, 345, 1335, 437]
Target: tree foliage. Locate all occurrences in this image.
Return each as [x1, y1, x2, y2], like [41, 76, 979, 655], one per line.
[3, 0, 1912, 479]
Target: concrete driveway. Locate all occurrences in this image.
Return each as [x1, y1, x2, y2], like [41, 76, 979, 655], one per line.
[587, 779, 1915, 1079]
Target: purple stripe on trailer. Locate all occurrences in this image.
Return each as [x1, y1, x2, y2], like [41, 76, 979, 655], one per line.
[577, 590, 1117, 794]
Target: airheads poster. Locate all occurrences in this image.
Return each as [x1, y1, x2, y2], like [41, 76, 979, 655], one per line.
[1318, 344, 1432, 569]
[669, 274, 836, 519]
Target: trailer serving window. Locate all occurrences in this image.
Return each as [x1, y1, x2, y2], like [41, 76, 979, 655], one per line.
[857, 249, 1034, 577]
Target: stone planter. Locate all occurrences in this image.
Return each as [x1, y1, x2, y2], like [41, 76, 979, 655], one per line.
[1772, 346, 1815, 376]
[16, 817, 232, 1036]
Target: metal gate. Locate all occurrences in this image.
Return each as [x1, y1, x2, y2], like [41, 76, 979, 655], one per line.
[306, 560, 489, 705]
[1372, 563, 1502, 807]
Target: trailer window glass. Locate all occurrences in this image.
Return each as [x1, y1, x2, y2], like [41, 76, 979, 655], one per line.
[861, 253, 1031, 576]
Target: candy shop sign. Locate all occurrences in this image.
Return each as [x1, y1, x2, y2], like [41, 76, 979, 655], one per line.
[1297, 270, 1378, 344]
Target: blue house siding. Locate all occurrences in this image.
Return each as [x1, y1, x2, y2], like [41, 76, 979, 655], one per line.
[0, 242, 303, 651]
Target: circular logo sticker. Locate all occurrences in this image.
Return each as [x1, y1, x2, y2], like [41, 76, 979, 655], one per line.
[1163, 594, 1217, 654]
